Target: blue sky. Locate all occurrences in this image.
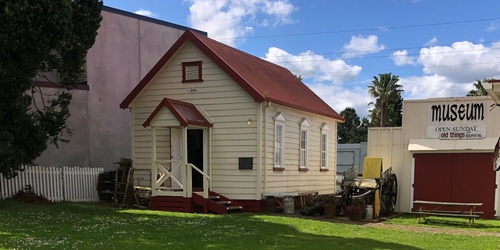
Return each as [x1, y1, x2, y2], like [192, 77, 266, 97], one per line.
[103, 0, 500, 118]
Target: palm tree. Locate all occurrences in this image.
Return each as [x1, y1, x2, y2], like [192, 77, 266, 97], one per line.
[466, 79, 489, 96]
[368, 73, 403, 127]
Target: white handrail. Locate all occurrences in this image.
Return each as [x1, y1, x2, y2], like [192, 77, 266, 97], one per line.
[187, 163, 210, 198]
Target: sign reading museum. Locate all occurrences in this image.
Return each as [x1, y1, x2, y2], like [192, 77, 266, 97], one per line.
[426, 102, 486, 140]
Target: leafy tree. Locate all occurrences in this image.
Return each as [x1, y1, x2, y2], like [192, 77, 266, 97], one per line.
[466, 79, 489, 96]
[368, 106, 380, 127]
[387, 95, 403, 126]
[0, 0, 103, 178]
[337, 107, 367, 143]
[359, 117, 370, 138]
[368, 73, 403, 127]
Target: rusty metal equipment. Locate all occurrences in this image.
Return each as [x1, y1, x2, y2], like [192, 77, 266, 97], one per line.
[380, 167, 398, 215]
[334, 165, 397, 218]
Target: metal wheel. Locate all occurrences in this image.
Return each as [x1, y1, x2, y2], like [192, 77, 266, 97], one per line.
[381, 173, 398, 215]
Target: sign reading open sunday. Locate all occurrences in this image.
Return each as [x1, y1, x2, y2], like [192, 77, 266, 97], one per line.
[426, 101, 486, 140]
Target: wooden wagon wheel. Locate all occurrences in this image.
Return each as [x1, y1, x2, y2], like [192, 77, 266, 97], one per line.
[381, 173, 398, 215]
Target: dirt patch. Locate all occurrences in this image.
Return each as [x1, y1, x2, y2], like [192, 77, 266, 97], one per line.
[365, 222, 500, 237]
[274, 212, 500, 237]
[10, 185, 53, 204]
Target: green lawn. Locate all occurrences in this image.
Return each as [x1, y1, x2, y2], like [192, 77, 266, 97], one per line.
[0, 201, 499, 249]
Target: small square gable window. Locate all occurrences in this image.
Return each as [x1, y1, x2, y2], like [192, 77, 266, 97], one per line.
[182, 61, 203, 83]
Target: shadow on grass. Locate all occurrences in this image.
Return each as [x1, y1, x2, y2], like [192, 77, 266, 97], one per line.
[0, 201, 429, 249]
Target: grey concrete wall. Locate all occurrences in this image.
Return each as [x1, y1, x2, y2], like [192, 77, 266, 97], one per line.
[35, 6, 204, 170]
[32, 88, 90, 167]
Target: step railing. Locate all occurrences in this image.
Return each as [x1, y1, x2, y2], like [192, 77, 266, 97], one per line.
[187, 163, 210, 199]
[154, 160, 210, 198]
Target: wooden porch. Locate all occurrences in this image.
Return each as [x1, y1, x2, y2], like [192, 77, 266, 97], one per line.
[150, 160, 244, 214]
[142, 98, 247, 214]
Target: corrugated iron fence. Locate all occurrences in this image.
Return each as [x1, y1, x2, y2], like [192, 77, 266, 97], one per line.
[0, 166, 104, 202]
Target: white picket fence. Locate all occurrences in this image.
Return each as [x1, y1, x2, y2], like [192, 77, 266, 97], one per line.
[0, 166, 104, 202]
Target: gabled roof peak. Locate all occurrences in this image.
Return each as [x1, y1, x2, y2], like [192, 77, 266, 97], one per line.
[121, 30, 343, 121]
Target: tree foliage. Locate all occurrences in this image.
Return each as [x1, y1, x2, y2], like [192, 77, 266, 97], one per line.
[368, 73, 403, 127]
[337, 107, 368, 143]
[466, 79, 489, 96]
[0, 0, 103, 178]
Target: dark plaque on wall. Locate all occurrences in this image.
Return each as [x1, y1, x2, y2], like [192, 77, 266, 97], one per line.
[239, 157, 253, 170]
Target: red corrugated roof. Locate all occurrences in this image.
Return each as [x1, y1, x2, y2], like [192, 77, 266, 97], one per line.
[143, 98, 213, 128]
[121, 30, 343, 121]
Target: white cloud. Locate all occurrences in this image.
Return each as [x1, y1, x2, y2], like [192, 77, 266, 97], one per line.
[264, 47, 362, 84]
[187, 0, 296, 46]
[263, 46, 366, 116]
[135, 9, 157, 18]
[399, 74, 467, 100]
[390, 41, 500, 100]
[342, 35, 385, 58]
[486, 22, 497, 32]
[425, 37, 438, 46]
[309, 83, 372, 118]
[419, 41, 500, 83]
[262, 0, 295, 25]
[391, 50, 417, 66]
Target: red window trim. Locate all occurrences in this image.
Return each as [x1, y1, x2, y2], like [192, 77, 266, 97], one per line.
[182, 61, 203, 83]
[273, 167, 285, 171]
[299, 168, 309, 172]
[320, 168, 329, 172]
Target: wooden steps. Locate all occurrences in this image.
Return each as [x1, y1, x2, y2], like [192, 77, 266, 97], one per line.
[149, 191, 244, 214]
[192, 191, 244, 214]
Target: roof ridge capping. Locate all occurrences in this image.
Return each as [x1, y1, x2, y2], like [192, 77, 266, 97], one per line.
[180, 31, 343, 121]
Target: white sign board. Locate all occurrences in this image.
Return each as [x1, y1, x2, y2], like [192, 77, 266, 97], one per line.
[426, 102, 486, 140]
[426, 125, 485, 139]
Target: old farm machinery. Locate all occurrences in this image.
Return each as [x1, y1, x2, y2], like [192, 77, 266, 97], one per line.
[333, 158, 398, 219]
[300, 158, 398, 219]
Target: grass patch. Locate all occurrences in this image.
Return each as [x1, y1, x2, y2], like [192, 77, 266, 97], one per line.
[386, 213, 500, 232]
[0, 200, 499, 249]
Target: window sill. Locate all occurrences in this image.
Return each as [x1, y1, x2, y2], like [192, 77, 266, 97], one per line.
[320, 168, 329, 172]
[299, 168, 309, 172]
[273, 167, 285, 171]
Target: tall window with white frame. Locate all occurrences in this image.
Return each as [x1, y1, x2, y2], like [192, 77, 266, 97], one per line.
[299, 118, 310, 170]
[275, 124, 283, 167]
[274, 112, 287, 169]
[320, 123, 330, 170]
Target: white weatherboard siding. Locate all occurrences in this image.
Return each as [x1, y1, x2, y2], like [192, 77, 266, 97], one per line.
[262, 104, 338, 195]
[131, 41, 259, 199]
[150, 108, 181, 127]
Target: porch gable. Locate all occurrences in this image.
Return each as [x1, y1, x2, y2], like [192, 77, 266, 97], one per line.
[143, 98, 213, 128]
